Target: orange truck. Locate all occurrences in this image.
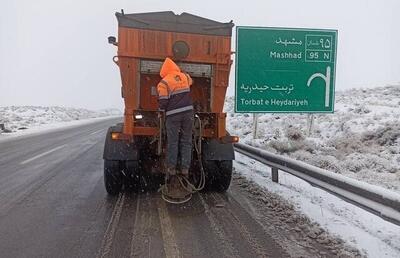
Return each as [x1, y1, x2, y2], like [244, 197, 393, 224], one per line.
[103, 11, 238, 196]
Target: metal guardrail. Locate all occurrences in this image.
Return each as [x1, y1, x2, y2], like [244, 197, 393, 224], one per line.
[234, 142, 400, 226]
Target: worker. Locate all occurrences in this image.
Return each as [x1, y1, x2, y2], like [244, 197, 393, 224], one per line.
[157, 57, 194, 177]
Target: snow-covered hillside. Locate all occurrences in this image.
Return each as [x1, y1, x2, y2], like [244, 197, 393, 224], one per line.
[0, 106, 121, 132]
[225, 84, 400, 192]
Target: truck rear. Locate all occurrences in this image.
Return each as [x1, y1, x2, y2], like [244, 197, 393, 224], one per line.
[103, 11, 237, 199]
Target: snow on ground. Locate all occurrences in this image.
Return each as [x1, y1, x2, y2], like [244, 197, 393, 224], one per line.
[235, 153, 400, 258]
[0, 106, 121, 140]
[226, 84, 400, 193]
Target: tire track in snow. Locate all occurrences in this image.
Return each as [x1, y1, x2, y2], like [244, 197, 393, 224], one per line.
[97, 193, 126, 258]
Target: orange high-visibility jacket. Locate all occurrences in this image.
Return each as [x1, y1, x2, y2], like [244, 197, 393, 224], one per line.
[157, 58, 193, 116]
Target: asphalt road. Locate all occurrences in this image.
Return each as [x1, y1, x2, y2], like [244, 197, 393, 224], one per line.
[0, 118, 351, 258]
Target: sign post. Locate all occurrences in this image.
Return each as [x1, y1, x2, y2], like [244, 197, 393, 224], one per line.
[253, 113, 258, 139]
[307, 113, 315, 136]
[235, 27, 337, 113]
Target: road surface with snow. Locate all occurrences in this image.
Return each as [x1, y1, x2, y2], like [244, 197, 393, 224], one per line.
[0, 117, 365, 258]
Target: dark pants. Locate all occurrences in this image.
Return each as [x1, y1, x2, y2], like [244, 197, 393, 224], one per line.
[165, 111, 193, 169]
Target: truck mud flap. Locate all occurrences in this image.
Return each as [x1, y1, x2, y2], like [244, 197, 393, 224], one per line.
[201, 138, 235, 161]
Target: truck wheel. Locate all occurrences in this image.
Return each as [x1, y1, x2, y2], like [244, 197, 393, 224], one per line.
[212, 160, 233, 192]
[124, 161, 140, 192]
[104, 160, 122, 195]
[202, 160, 217, 192]
[202, 160, 233, 192]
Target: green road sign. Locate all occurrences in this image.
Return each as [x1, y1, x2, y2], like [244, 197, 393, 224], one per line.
[235, 26, 338, 113]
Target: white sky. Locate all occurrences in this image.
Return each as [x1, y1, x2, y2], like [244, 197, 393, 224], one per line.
[1, 0, 399, 110]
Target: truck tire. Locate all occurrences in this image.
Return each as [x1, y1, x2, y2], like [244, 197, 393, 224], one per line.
[212, 160, 233, 192]
[124, 160, 140, 192]
[203, 160, 233, 192]
[104, 160, 122, 195]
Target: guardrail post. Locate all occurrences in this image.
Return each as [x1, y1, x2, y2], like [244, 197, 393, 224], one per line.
[271, 167, 279, 183]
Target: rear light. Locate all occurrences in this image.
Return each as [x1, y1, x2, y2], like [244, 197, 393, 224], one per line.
[135, 114, 143, 120]
[111, 132, 120, 140]
[220, 135, 239, 143]
[111, 132, 130, 141]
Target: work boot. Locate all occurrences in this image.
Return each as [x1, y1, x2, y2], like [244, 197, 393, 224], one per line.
[167, 166, 176, 176]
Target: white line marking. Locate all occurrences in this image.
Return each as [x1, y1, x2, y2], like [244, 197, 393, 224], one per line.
[90, 129, 105, 135]
[20, 144, 68, 165]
